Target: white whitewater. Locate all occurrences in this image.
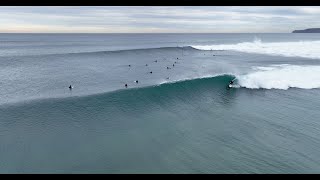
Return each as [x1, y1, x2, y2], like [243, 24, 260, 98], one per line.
[236, 64, 320, 90]
[192, 39, 320, 59]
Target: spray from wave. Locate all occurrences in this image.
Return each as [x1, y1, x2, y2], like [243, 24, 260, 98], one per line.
[192, 39, 320, 59]
[236, 64, 320, 90]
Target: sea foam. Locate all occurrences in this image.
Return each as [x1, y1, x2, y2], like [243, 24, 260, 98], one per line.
[236, 65, 320, 90]
[192, 39, 320, 59]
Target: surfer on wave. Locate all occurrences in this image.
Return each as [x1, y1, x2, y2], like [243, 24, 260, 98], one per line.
[227, 80, 235, 89]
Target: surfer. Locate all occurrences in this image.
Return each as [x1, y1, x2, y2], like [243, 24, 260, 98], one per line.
[173, 64, 175, 67]
[150, 71, 153, 74]
[135, 80, 139, 83]
[128, 65, 131, 67]
[167, 67, 171, 69]
[125, 84, 128, 88]
[154, 60, 157, 63]
[166, 77, 170, 80]
[69, 85, 72, 90]
[227, 80, 235, 89]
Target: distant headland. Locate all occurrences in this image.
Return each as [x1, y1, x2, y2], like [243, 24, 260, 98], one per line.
[292, 28, 320, 33]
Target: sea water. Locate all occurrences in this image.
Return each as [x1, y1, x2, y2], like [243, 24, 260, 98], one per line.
[1, 33, 320, 173]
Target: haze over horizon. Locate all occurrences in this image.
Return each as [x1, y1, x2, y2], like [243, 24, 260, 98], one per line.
[0, 6, 320, 33]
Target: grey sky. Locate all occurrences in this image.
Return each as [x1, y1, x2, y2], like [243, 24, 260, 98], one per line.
[0, 6, 319, 33]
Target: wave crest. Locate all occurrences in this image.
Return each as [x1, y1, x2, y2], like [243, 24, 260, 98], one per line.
[191, 40, 320, 59]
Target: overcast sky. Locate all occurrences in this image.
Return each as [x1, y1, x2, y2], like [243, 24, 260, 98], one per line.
[0, 6, 319, 33]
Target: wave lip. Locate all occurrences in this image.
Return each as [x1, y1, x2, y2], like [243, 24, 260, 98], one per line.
[237, 64, 320, 90]
[191, 40, 320, 59]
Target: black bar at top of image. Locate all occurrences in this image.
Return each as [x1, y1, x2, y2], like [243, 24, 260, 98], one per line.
[1, 0, 320, 6]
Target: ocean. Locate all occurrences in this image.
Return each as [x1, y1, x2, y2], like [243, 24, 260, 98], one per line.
[1, 33, 320, 173]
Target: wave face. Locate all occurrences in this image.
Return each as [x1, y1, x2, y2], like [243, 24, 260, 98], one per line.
[236, 65, 320, 90]
[6, 74, 235, 108]
[192, 39, 320, 59]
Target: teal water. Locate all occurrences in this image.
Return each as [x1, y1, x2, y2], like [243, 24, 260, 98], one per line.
[1, 34, 320, 173]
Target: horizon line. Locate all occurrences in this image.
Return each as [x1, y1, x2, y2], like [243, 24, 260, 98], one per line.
[0, 32, 293, 34]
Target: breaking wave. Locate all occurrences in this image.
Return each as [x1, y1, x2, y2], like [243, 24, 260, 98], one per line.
[192, 39, 320, 59]
[236, 64, 320, 90]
